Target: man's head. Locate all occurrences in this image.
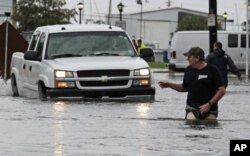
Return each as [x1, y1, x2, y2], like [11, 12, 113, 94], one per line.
[183, 47, 205, 60]
[137, 39, 142, 45]
[213, 41, 222, 50]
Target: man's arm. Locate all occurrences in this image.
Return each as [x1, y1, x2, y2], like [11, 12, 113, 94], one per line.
[158, 81, 186, 92]
[226, 54, 241, 79]
[199, 86, 226, 113]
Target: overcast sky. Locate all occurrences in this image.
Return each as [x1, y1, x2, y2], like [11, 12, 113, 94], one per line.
[67, 0, 247, 29]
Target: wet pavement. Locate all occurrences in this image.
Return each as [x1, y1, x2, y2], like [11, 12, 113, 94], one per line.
[0, 72, 250, 156]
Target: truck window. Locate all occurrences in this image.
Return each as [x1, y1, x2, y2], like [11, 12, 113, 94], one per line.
[240, 34, 250, 48]
[228, 34, 238, 48]
[45, 31, 136, 59]
[37, 33, 46, 59]
[29, 31, 41, 51]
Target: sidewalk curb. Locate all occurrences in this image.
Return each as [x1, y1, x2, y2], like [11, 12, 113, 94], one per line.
[151, 68, 169, 73]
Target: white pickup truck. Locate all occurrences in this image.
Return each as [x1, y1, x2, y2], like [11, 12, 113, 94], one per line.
[10, 24, 155, 101]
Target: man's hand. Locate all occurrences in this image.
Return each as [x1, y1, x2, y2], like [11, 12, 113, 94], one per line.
[158, 81, 171, 88]
[199, 102, 211, 114]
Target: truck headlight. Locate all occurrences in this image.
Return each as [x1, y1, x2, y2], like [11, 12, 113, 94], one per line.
[55, 70, 74, 78]
[133, 68, 150, 86]
[55, 81, 75, 88]
[55, 71, 75, 88]
[134, 68, 150, 76]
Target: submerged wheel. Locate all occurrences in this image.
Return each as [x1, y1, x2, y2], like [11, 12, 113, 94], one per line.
[38, 82, 48, 101]
[11, 75, 19, 96]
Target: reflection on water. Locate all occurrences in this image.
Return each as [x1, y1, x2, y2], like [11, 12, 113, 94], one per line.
[136, 103, 152, 156]
[136, 103, 151, 130]
[136, 103, 151, 117]
[53, 101, 65, 156]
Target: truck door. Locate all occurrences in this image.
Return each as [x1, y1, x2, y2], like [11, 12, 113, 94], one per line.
[22, 31, 41, 90]
[27, 32, 46, 90]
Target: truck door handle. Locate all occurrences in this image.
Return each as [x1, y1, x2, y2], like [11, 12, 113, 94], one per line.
[29, 66, 32, 71]
[23, 64, 26, 69]
[240, 53, 243, 57]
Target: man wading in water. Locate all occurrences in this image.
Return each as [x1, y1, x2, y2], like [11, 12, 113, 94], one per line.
[158, 47, 226, 121]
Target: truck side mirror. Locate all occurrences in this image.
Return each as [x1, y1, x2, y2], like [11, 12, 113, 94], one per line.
[139, 48, 154, 61]
[24, 50, 40, 61]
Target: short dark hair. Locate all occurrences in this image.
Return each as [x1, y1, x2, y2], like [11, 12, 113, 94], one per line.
[214, 41, 222, 49]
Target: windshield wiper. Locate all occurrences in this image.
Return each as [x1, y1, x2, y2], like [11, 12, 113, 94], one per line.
[90, 52, 121, 56]
[51, 54, 82, 59]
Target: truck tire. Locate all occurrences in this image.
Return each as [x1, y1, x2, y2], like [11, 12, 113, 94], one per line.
[11, 75, 19, 96]
[168, 63, 176, 71]
[149, 95, 155, 102]
[38, 82, 48, 101]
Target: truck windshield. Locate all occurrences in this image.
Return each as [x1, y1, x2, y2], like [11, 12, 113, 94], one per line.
[46, 31, 137, 59]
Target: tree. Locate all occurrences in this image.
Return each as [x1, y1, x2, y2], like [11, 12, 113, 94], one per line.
[176, 15, 223, 31]
[176, 15, 208, 31]
[12, 0, 77, 31]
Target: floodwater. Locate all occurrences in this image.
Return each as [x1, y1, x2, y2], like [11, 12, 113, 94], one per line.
[0, 72, 250, 156]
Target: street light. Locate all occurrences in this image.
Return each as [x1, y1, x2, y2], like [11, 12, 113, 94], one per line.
[77, 2, 84, 24]
[137, 0, 143, 39]
[117, 2, 124, 21]
[223, 12, 228, 30]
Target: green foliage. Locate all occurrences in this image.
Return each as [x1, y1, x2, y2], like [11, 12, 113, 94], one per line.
[12, 0, 77, 31]
[148, 62, 166, 69]
[176, 15, 223, 31]
[176, 15, 208, 31]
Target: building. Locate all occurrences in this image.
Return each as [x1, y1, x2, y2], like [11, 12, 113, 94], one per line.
[108, 7, 223, 49]
[0, 0, 15, 24]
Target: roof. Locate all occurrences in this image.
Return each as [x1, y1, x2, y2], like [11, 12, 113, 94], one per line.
[128, 7, 208, 15]
[36, 24, 124, 33]
[124, 7, 222, 18]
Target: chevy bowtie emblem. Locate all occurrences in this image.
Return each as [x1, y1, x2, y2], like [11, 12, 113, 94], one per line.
[100, 76, 109, 82]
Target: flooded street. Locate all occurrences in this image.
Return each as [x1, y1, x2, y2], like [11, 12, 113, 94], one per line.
[0, 72, 250, 156]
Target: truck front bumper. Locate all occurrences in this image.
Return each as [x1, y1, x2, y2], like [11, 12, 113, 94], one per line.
[47, 87, 155, 98]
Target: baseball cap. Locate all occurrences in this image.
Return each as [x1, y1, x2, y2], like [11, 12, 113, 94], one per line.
[183, 47, 205, 59]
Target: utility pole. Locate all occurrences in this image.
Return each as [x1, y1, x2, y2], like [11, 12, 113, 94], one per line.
[12, 0, 17, 26]
[137, 0, 143, 39]
[167, 0, 171, 7]
[107, 0, 112, 25]
[208, 0, 217, 53]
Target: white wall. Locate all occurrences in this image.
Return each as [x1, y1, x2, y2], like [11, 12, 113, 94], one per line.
[140, 21, 171, 49]
[0, 0, 12, 23]
[109, 7, 213, 50]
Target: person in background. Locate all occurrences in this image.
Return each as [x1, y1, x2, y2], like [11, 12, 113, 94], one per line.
[158, 47, 226, 121]
[206, 41, 242, 87]
[137, 39, 145, 54]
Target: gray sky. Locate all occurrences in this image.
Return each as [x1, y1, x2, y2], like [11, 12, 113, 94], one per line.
[68, 0, 247, 26]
